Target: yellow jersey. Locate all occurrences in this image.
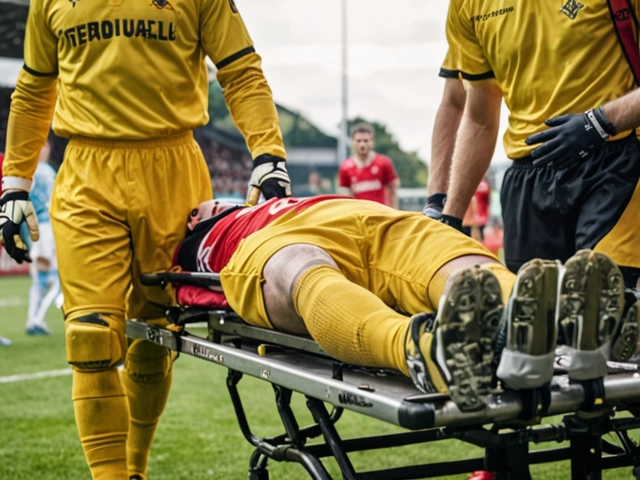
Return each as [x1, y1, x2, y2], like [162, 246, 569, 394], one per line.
[5, 0, 285, 181]
[440, 48, 460, 79]
[447, 0, 640, 159]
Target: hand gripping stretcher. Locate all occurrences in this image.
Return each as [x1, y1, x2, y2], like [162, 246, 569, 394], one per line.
[126, 271, 640, 480]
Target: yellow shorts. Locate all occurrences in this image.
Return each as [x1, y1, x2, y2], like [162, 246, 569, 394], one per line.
[220, 199, 497, 328]
[51, 132, 213, 322]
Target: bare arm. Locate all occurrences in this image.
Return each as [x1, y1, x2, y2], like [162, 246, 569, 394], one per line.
[427, 77, 466, 195]
[386, 178, 400, 209]
[338, 187, 354, 197]
[602, 87, 640, 133]
[443, 79, 502, 219]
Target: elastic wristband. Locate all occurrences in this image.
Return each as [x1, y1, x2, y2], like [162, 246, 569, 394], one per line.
[1, 176, 32, 191]
[253, 154, 286, 167]
[592, 106, 617, 136]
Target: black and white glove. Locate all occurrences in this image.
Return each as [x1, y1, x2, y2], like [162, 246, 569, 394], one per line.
[0, 189, 39, 264]
[422, 193, 447, 220]
[440, 214, 464, 233]
[247, 154, 291, 204]
[525, 106, 617, 169]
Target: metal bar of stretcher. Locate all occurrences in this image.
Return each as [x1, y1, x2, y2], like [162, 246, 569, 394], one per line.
[126, 319, 640, 431]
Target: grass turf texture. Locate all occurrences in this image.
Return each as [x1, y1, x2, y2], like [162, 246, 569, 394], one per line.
[0, 275, 637, 479]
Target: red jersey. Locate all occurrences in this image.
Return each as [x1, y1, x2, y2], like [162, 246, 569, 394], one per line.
[473, 179, 491, 227]
[339, 154, 397, 206]
[0, 152, 4, 195]
[175, 196, 344, 274]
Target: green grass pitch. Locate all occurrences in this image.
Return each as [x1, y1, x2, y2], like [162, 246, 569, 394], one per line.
[0, 275, 635, 479]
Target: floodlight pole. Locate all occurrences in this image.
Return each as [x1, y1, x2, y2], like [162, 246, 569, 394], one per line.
[337, 0, 349, 166]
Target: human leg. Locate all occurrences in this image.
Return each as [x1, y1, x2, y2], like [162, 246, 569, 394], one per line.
[26, 264, 48, 332]
[500, 161, 575, 272]
[51, 141, 140, 480]
[120, 134, 212, 479]
[31, 271, 60, 332]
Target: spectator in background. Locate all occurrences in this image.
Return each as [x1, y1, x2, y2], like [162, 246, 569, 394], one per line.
[25, 137, 60, 335]
[339, 123, 400, 208]
[473, 177, 491, 241]
[0, 152, 12, 346]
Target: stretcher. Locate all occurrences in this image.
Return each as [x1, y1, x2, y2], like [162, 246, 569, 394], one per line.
[126, 271, 640, 480]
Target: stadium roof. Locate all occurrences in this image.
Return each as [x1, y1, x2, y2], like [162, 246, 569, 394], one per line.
[0, 0, 28, 60]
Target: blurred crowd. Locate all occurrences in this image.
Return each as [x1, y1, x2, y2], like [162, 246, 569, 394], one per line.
[197, 136, 253, 200]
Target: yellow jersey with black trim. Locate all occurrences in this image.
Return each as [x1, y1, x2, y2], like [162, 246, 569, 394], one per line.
[439, 49, 460, 79]
[23, 0, 255, 139]
[447, 0, 640, 159]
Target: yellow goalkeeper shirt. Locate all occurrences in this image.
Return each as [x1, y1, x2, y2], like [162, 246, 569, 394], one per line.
[446, 0, 640, 159]
[4, 0, 285, 181]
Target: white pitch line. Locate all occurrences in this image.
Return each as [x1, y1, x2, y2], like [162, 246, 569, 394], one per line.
[0, 368, 72, 384]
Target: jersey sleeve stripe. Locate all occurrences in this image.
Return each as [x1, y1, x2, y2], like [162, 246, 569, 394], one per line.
[215, 46, 256, 70]
[439, 67, 460, 78]
[23, 64, 58, 78]
[459, 70, 495, 81]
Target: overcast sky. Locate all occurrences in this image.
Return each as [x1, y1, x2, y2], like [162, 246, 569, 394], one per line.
[237, 0, 509, 164]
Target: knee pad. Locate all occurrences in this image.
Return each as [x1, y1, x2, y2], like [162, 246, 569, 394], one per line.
[124, 339, 173, 384]
[65, 313, 125, 372]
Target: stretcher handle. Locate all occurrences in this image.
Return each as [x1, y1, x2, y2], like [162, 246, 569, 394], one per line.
[140, 272, 222, 288]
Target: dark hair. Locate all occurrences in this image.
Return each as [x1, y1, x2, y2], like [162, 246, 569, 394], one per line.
[350, 122, 374, 138]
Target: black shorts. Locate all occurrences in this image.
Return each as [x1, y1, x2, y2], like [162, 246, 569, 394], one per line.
[501, 133, 640, 276]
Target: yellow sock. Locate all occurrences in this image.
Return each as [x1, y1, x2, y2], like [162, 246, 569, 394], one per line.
[72, 368, 129, 480]
[121, 340, 174, 479]
[293, 265, 410, 375]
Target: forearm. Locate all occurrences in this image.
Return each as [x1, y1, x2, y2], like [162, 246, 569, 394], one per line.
[427, 79, 465, 195]
[218, 53, 286, 159]
[3, 70, 57, 184]
[602, 88, 640, 133]
[387, 186, 399, 209]
[444, 119, 499, 218]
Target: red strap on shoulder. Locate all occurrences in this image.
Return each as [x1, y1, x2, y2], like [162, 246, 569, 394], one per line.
[608, 0, 640, 85]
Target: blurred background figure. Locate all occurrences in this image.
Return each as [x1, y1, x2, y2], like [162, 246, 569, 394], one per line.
[25, 136, 59, 336]
[473, 177, 491, 241]
[339, 122, 400, 208]
[0, 151, 11, 346]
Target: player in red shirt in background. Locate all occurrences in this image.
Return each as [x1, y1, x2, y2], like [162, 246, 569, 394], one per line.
[0, 152, 13, 346]
[474, 177, 491, 241]
[339, 123, 400, 208]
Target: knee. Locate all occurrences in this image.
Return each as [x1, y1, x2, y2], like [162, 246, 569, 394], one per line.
[263, 245, 338, 334]
[124, 339, 173, 384]
[65, 313, 126, 372]
[264, 244, 338, 293]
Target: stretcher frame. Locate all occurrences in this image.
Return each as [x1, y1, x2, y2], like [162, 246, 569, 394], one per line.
[126, 272, 640, 480]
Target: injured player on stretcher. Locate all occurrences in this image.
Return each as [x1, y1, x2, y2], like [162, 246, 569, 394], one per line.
[174, 195, 639, 412]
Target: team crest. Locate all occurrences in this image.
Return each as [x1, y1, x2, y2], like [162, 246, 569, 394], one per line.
[152, 0, 173, 10]
[560, 0, 584, 20]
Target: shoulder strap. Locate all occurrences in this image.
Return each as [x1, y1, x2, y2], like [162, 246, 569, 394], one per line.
[608, 0, 640, 85]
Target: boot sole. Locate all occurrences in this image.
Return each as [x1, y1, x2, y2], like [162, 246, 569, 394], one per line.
[436, 266, 503, 411]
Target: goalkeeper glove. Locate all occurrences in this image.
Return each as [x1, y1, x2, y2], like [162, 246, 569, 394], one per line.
[422, 193, 447, 220]
[0, 189, 39, 263]
[525, 106, 617, 170]
[247, 154, 291, 205]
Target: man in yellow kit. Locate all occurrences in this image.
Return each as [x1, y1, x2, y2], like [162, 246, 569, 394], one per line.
[441, 0, 640, 316]
[0, 1, 290, 479]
